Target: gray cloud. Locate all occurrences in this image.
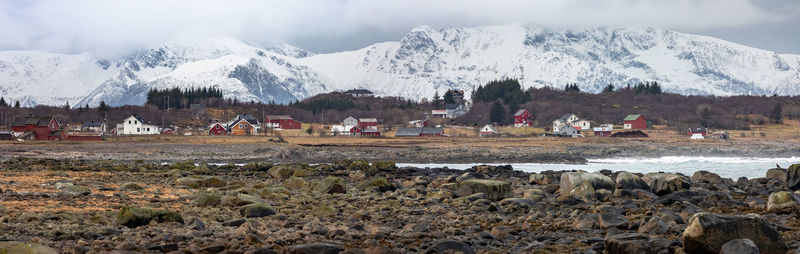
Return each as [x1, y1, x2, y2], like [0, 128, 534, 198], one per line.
[1, 0, 798, 56]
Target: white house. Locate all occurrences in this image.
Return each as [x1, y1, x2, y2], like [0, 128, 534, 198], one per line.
[573, 119, 591, 130]
[343, 116, 359, 127]
[552, 113, 583, 132]
[117, 115, 159, 135]
[479, 124, 499, 137]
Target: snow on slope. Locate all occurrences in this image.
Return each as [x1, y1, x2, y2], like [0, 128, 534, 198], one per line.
[1, 24, 799, 107]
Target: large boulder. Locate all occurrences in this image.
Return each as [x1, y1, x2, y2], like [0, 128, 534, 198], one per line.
[786, 163, 800, 190]
[315, 177, 347, 194]
[642, 173, 690, 196]
[681, 213, 787, 254]
[268, 165, 301, 179]
[719, 239, 759, 254]
[615, 172, 650, 191]
[766, 191, 800, 213]
[456, 179, 512, 201]
[604, 233, 670, 254]
[117, 207, 183, 228]
[559, 172, 615, 197]
[691, 171, 724, 184]
[0, 242, 58, 254]
[239, 203, 276, 218]
[765, 168, 787, 183]
[358, 176, 396, 192]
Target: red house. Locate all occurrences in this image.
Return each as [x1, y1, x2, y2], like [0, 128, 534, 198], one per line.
[10, 116, 65, 141]
[208, 122, 227, 135]
[623, 114, 647, 130]
[688, 128, 708, 137]
[513, 109, 534, 127]
[358, 118, 378, 129]
[349, 126, 381, 136]
[265, 115, 302, 129]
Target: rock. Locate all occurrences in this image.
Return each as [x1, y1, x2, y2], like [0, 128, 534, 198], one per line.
[120, 182, 144, 191]
[682, 212, 787, 254]
[425, 240, 475, 254]
[239, 203, 276, 218]
[573, 214, 599, 231]
[427, 190, 453, 201]
[766, 191, 800, 213]
[765, 168, 788, 183]
[176, 177, 204, 189]
[456, 179, 512, 201]
[719, 239, 759, 254]
[787, 163, 800, 190]
[242, 162, 272, 171]
[117, 240, 137, 250]
[691, 171, 724, 184]
[349, 170, 366, 181]
[643, 173, 690, 196]
[604, 233, 670, 254]
[315, 176, 347, 194]
[61, 185, 91, 196]
[638, 217, 673, 234]
[523, 189, 545, 201]
[233, 194, 270, 206]
[54, 182, 73, 189]
[194, 190, 221, 207]
[268, 165, 298, 179]
[498, 198, 536, 209]
[560, 172, 615, 197]
[358, 176, 396, 192]
[490, 225, 513, 239]
[528, 173, 551, 185]
[285, 176, 307, 189]
[202, 176, 226, 187]
[615, 172, 650, 191]
[598, 212, 629, 229]
[311, 206, 338, 217]
[117, 207, 183, 228]
[372, 161, 397, 171]
[200, 245, 226, 253]
[0, 241, 59, 254]
[286, 242, 344, 254]
[46, 171, 70, 177]
[222, 219, 246, 227]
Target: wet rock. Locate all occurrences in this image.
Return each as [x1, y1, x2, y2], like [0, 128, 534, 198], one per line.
[643, 173, 690, 196]
[719, 239, 759, 254]
[456, 179, 512, 201]
[286, 242, 344, 254]
[560, 172, 615, 197]
[604, 233, 670, 254]
[316, 176, 347, 194]
[242, 162, 272, 171]
[682, 212, 787, 254]
[61, 185, 91, 196]
[239, 203, 276, 218]
[0, 241, 59, 254]
[200, 244, 226, 253]
[765, 168, 787, 183]
[766, 191, 800, 213]
[358, 176, 396, 192]
[615, 172, 650, 191]
[691, 171, 724, 184]
[117, 207, 183, 228]
[425, 240, 475, 254]
[787, 163, 800, 190]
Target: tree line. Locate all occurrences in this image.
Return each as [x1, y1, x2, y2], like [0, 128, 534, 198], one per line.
[146, 87, 223, 109]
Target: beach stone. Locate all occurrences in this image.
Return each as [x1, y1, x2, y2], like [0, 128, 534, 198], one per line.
[604, 233, 670, 254]
[787, 163, 800, 190]
[523, 189, 545, 201]
[268, 165, 298, 179]
[638, 217, 673, 234]
[425, 240, 475, 254]
[456, 179, 512, 201]
[560, 172, 615, 197]
[311, 206, 338, 217]
[222, 219, 246, 227]
[61, 185, 91, 196]
[766, 191, 800, 213]
[240, 203, 276, 218]
[117, 207, 183, 228]
[194, 190, 221, 207]
[315, 176, 347, 194]
[120, 182, 144, 191]
[681, 212, 787, 254]
[0, 241, 58, 254]
[529, 173, 551, 185]
[615, 172, 650, 191]
[765, 168, 788, 183]
[285, 176, 306, 189]
[643, 173, 690, 196]
[719, 239, 759, 254]
[202, 176, 226, 187]
[490, 225, 513, 239]
[599, 212, 629, 229]
[427, 190, 453, 201]
[233, 194, 269, 206]
[372, 161, 397, 171]
[358, 176, 396, 192]
[242, 162, 272, 171]
[691, 171, 724, 184]
[54, 182, 73, 189]
[176, 177, 204, 189]
[286, 242, 343, 254]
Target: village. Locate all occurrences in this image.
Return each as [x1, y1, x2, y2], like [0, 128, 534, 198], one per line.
[0, 88, 738, 142]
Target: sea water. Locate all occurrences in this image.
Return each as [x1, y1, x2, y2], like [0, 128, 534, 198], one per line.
[398, 156, 800, 179]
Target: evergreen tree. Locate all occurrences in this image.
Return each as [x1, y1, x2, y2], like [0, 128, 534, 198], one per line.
[602, 84, 615, 93]
[14, 100, 20, 108]
[490, 100, 506, 124]
[64, 100, 70, 110]
[432, 91, 441, 106]
[0, 97, 6, 107]
[770, 103, 783, 123]
[443, 89, 455, 104]
[98, 101, 109, 112]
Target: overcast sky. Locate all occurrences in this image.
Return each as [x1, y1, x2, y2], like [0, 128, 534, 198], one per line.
[1, 0, 799, 56]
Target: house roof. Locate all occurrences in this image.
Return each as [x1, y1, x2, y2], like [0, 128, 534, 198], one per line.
[624, 114, 642, 121]
[11, 116, 54, 127]
[82, 121, 104, 128]
[421, 127, 444, 135]
[228, 114, 259, 127]
[514, 109, 529, 116]
[689, 128, 708, 132]
[359, 118, 378, 122]
[127, 114, 146, 123]
[344, 89, 373, 94]
[395, 127, 423, 136]
[266, 115, 293, 120]
[558, 113, 576, 122]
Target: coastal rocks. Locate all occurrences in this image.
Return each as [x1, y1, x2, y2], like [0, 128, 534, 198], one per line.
[60, 185, 91, 197]
[285, 242, 344, 254]
[0, 241, 58, 254]
[786, 163, 800, 190]
[268, 165, 301, 179]
[528, 173, 552, 185]
[202, 176, 227, 187]
[424, 240, 476, 254]
[120, 182, 144, 191]
[691, 171, 724, 184]
[766, 191, 800, 213]
[358, 176, 396, 192]
[240, 203, 276, 218]
[642, 173, 690, 196]
[523, 189, 545, 201]
[315, 177, 347, 194]
[194, 190, 222, 207]
[598, 212, 629, 229]
[615, 172, 650, 191]
[117, 207, 184, 228]
[765, 168, 787, 183]
[681, 213, 787, 254]
[560, 172, 615, 197]
[719, 239, 759, 254]
[456, 179, 512, 201]
[177, 177, 204, 188]
[604, 233, 670, 254]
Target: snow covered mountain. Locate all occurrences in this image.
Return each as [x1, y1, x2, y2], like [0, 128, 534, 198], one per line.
[1, 24, 799, 107]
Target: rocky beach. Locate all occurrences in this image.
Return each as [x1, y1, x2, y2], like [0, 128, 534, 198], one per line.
[1, 157, 800, 253]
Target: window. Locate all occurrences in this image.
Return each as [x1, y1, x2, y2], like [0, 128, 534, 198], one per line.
[137, 128, 140, 132]
[147, 128, 150, 132]
[128, 121, 131, 124]
[134, 121, 138, 124]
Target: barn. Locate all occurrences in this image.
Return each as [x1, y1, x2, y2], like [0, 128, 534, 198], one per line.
[10, 116, 63, 141]
[265, 115, 302, 129]
[358, 118, 378, 129]
[623, 114, 647, 130]
[513, 109, 534, 127]
[208, 122, 227, 135]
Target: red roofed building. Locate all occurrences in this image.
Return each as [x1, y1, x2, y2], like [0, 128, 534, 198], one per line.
[357, 118, 378, 129]
[265, 115, 302, 129]
[513, 109, 534, 127]
[10, 116, 65, 141]
[208, 122, 227, 135]
[623, 114, 647, 130]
